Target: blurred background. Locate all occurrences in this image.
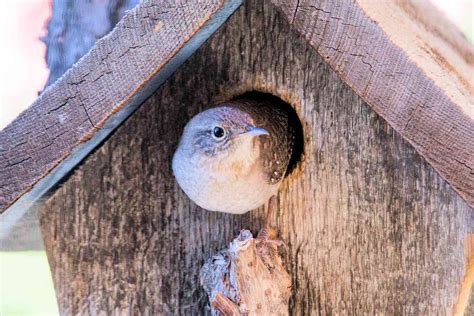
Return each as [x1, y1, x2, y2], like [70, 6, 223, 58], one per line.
[0, 0, 472, 315]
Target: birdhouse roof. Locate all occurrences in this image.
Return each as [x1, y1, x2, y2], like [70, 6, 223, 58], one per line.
[0, 0, 473, 235]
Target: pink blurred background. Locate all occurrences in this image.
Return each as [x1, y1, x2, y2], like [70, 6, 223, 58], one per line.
[0, 0, 50, 129]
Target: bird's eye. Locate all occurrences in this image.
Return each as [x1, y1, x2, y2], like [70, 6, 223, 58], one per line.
[212, 126, 226, 140]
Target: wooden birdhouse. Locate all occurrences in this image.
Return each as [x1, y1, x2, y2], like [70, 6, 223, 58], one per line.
[1, 0, 473, 314]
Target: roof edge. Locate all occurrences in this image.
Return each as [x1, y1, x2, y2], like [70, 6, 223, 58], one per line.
[0, 0, 242, 239]
[270, 0, 474, 208]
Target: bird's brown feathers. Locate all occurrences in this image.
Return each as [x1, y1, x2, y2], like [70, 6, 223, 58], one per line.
[230, 98, 294, 184]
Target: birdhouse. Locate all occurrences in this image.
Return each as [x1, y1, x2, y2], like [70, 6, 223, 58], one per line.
[1, 0, 473, 314]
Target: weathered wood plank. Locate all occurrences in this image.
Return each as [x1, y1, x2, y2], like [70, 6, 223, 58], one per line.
[0, 0, 242, 217]
[271, 0, 474, 207]
[40, 1, 471, 314]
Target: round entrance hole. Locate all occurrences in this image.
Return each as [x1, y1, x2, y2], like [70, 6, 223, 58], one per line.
[231, 91, 304, 177]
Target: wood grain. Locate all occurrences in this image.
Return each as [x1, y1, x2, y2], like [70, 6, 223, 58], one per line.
[271, 0, 474, 207]
[0, 0, 239, 213]
[201, 230, 291, 315]
[453, 234, 474, 315]
[211, 293, 241, 315]
[40, 1, 472, 314]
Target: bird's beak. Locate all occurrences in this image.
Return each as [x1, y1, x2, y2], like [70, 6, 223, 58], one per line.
[243, 126, 269, 137]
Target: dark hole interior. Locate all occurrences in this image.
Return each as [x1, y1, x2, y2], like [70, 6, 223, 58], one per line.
[232, 91, 304, 177]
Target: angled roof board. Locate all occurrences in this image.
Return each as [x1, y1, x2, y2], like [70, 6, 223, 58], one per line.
[271, 0, 474, 205]
[0, 0, 243, 238]
[0, 0, 473, 236]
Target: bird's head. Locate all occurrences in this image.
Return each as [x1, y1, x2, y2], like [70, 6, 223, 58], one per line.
[175, 106, 269, 162]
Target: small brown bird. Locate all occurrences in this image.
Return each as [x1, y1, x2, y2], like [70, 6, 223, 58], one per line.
[172, 94, 294, 235]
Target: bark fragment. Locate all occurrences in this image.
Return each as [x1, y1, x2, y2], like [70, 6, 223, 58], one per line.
[201, 230, 291, 315]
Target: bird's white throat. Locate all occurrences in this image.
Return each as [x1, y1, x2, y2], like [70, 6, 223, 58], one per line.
[172, 137, 278, 214]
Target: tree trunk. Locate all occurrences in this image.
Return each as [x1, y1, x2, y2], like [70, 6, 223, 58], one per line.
[39, 0, 472, 314]
[43, 0, 139, 87]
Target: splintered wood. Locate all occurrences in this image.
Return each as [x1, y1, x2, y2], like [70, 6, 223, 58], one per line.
[200, 230, 291, 315]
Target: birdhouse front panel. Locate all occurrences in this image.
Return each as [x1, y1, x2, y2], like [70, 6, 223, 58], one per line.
[36, 0, 472, 314]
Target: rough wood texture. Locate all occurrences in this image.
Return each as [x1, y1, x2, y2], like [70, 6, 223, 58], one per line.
[211, 293, 241, 315]
[0, 0, 238, 213]
[271, 0, 474, 207]
[468, 289, 474, 316]
[40, 1, 472, 314]
[453, 234, 474, 315]
[201, 230, 291, 315]
[43, 0, 139, 87]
